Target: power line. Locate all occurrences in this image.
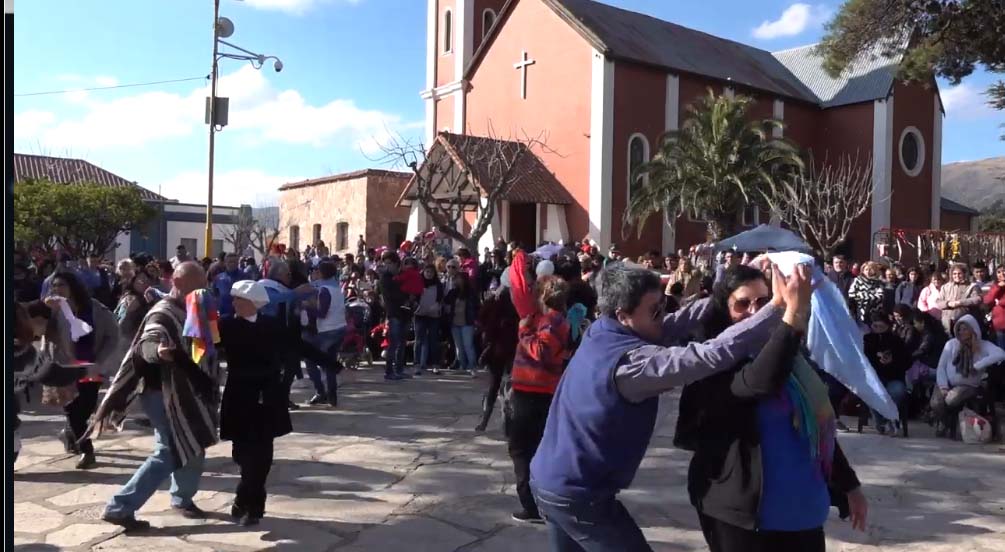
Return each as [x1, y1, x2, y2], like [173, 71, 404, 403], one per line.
[14, 75, 210, 97]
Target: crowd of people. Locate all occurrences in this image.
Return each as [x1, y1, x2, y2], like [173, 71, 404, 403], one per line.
[11, 232, 1005, 551]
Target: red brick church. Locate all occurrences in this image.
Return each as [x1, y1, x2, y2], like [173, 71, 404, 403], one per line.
[400, 0, 965, 261]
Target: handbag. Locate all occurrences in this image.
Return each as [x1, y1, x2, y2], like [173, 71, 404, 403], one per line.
[959, 408, 992, 444]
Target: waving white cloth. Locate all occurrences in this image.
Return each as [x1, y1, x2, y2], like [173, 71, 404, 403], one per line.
[54, 296, 93, 343]
[766, 251, 899, 421]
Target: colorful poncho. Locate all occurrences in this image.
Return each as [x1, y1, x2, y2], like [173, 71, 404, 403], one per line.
[183, 289, 221, 364]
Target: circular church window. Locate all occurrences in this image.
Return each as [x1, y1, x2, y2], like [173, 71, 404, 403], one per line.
[899, 127, 925, 177]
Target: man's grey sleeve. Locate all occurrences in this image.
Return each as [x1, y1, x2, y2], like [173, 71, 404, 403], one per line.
[660, 298, 712, 346]
[615, 304, 782, 403]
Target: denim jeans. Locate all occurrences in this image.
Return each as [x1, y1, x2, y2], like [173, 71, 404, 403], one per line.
[872, 379, 908, 428]
[304, 328, 345, 399]
[413, 316, 440, 371]
[451, 325, 477, 372]
[105, 391, 205, 517]
[531, 485, 652, 552]
[387, 317, 407, 375]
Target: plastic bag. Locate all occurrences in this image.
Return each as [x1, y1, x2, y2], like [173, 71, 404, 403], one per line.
[959, 408, 992, 444]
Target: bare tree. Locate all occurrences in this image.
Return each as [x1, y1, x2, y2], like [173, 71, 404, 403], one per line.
[223, 205, 255, 255]
[372, 127, 557, 251]
[762, 152, 874, 260]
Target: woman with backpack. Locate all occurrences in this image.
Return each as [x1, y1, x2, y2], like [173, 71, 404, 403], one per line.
[413, 264, 445, 376]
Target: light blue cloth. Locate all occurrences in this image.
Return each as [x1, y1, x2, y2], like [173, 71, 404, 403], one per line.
[767, 252, 899, 421]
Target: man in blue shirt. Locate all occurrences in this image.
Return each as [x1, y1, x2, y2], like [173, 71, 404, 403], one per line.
[258, 260, 316, 410]
[213, 253, 244, 318]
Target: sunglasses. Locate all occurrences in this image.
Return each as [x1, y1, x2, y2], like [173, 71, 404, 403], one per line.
[731, 296, 771, 312]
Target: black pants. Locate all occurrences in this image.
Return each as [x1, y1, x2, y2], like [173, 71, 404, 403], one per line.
[64, 381, 101, 455]
[506, 390, 553, 517]
[479, 362, 506, 426]
[698, 512, 825, 552]
[281, 353, 301, 402]
[232, 439, 275, 518]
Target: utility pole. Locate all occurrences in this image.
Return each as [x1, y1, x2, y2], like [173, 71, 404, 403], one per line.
[204, 0, 221, 259]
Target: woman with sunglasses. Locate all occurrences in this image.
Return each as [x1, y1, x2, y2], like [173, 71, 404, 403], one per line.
[675, 265, 867, 552]
[530, 262, 808, 551]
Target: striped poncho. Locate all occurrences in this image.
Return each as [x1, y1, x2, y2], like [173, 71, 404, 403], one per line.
[85, 296, 222, 468]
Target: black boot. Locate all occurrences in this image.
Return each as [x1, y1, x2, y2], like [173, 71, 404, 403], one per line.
[475, 395, 493, 432]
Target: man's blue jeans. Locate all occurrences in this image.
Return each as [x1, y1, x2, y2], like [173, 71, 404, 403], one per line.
[304, 328, 345, 399]
[104, 391, 205, 518]
[387, 318, 407, 376]
[531, 484, 652, 552]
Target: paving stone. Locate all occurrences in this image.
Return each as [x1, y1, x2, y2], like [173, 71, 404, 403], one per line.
[14, 503, 65, 534]
[337, 515, 477, 552]
[47, 483, 121, 508]
[92, 535, 215, 552]
[46, 523, 121, 548]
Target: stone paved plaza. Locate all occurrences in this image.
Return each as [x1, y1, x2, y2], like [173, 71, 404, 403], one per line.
[13, 367, 1005, 551]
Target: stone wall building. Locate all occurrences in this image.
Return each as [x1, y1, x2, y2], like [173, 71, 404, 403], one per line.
[278, 169, 412, 255]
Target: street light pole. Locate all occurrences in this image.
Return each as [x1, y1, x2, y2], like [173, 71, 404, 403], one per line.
[205, 0, 221, 259]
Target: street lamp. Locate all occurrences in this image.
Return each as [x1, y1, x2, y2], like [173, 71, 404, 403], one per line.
[204, 0, 284, 259]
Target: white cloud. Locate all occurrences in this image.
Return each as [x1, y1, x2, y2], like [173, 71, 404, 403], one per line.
[154, 169, 302, 206]
[752, 3, 830, 40]
[941, 83, 997, 120]
[15, 65, 407, 153]
[242, 0, 360, 15]
[94, 76, 119, 87]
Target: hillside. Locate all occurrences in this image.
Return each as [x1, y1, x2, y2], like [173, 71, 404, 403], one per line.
[941, 156, 1005, 211]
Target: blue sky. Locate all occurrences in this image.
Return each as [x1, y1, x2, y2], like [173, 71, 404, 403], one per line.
[14, 0, 1003, 207]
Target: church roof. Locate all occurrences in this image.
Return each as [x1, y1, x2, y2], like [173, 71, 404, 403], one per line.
[12, 152, 169, 201]
[541, 0, 821, 104]
[940, 197, 980, 216]
[398, 133, 574, 207]
[771, 44, 901, 108]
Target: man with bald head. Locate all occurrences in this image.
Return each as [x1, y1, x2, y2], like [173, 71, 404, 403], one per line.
[92, 262, 221, 531]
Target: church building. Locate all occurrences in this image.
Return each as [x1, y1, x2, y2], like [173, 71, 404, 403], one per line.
[400, 0, 960, 261]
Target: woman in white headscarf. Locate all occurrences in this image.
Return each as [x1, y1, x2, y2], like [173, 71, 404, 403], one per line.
[931, 314, 1005, 437]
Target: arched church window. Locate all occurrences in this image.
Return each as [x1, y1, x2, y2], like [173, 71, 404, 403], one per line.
[483, 9, 496, 39]
[627, 133, 650, 203]
[443, 10, 453, 53]
[899, 126, 925, 177]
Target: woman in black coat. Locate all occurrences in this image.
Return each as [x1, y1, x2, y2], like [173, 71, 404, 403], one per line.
[217, 281, 336, 527]
[675, 265, 867, 552]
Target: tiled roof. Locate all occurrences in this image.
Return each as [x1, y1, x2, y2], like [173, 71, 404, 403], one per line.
[12, 153, 168, 201]
[399, 133, 574, 206]
[772, 43, 901, 108]
[542, 0, 820, 103]
[279, 169, 412, 191]
[941, 197, 980, 216]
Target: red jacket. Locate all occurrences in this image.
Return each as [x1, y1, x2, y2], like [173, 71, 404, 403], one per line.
[984, 283, 1005, 331]
[511, 309, 571, 395]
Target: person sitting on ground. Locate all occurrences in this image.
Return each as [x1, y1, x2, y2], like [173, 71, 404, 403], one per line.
[863, 311, 910, 436]
[932, 314, 1005, 437]
[906, 308, 948, 411]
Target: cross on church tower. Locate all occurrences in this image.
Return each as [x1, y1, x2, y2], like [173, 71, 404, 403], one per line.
[513, 50, 536, 100]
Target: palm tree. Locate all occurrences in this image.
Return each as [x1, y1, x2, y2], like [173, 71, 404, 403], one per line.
[623, 89, 803, 241]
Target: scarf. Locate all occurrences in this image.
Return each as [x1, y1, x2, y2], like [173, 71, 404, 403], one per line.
[566, 303, 588, 342]
[954, 341, 975, 378]
[785, 355, 837, 477]
[84, 298, 221, 468]
[183, 289, 221, 364]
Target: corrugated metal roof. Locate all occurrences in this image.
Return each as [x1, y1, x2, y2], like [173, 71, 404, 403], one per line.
[546, 0, 820, 104]
[941, 197, 980, 216]
[772, 44, 900, 107]
[12, 153, 168, 201]
[399, 133, 574, 206]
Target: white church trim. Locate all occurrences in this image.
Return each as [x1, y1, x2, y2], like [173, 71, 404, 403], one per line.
[589, 50, 615, 251]
[662, 74, 679, 254]
[931, 94, 943, 230]
[871, 96, 894, 259]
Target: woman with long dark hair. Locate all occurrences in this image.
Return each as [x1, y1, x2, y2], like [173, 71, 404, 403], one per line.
[46, 271, 120, 469]
[443, 271, 480, 376]
[413, 264, 444, 376]
[475, 282, 519, 431]
[675, 265, 867, 552]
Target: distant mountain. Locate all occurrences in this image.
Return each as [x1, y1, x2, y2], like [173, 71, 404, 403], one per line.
[941, 156, 1005, 212]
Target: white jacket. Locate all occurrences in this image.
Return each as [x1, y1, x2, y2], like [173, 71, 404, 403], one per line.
[936, 315, 1005, 389]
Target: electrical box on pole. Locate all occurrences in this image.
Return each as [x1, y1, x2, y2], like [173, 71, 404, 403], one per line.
[204, 97, 229, 127]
